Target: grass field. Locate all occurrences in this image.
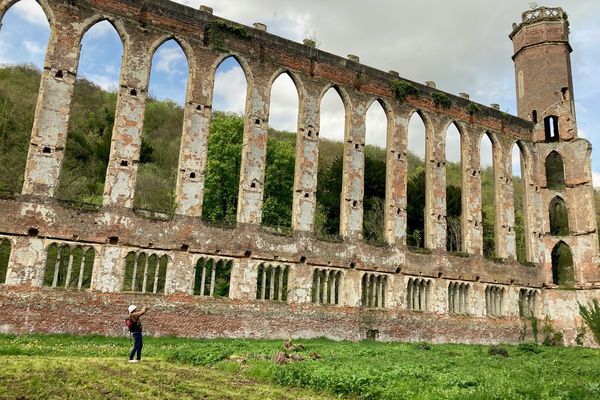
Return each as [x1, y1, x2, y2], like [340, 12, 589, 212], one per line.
[0, 334, 599, 400]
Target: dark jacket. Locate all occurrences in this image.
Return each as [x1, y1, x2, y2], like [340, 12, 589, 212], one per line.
[128, 307, 148, 333]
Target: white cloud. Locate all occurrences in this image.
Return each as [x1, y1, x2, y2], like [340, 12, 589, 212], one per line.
[12, 0, 47, 27]
[213, 65, 247, 113]
[23, 40, 44, 57]
[82, 73, 118, 91]
[84, 20, 117, 40]
[154, 45, 187, 74]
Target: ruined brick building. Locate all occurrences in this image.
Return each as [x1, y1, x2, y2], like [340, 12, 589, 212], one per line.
[0, 1, 597, 345]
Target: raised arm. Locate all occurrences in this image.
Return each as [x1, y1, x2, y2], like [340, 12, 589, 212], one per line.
[130, 307, 148, 319]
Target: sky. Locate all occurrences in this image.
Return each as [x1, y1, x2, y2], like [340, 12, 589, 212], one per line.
[0, 0, 598, 183]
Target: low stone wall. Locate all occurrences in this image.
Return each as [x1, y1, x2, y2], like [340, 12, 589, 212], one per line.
[0, 285, 533, 344]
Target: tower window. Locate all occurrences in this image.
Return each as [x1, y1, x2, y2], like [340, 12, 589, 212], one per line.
[531, 110, 538, 124]
[544, 116, 559, 142]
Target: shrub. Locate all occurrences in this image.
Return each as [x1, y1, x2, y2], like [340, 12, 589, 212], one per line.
[517, 342, 542, 354]
[542, 316, 564, 347]
[466, 102, 481, 115]
[488, 345, 509, 357]
[390, 79, 419, 101]
[431, 92, 452, 109]
[579, 299, 600, 345]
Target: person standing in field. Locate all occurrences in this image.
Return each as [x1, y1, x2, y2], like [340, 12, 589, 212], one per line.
[127, 305, 148, 363]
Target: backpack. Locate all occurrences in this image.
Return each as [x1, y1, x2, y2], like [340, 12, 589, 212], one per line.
[125, 317, 138, 332]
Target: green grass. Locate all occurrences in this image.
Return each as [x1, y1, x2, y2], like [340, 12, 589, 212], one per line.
[1, 334, 599, 399]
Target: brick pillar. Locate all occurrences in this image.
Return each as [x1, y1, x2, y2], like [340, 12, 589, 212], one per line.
[339, 96, 368, 240]
[237, 65, 276, 225]
[22, 19, 79, 197]
[424, 116, 447, 250]
[103, 35, 151, 208]
[175, 50, 219, 217]
[496, 137, 516, 259]
[384, 104, 408, 245]
[463, 127, 482, 255]
[518, 143, 539, 262]
[292, 82, 320, 232]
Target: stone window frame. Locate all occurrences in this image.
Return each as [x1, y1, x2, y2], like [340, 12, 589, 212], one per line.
[0, 237, 12, 285]
[43, 241, 96, 290]
[518, 288, 539, 317]
[311, 268, 343, 305]
[485, 285, 505, 316]
[256, 263, 289, 302]
[447, 281, 470, 314]
[122, 250, 169, 294]
[406, 277, 432, 312]
[360, 272, 388, 308]
[192, 256, 233, 298]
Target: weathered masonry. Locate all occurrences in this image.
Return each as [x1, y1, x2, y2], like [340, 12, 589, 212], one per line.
[0, 1, 598, 345]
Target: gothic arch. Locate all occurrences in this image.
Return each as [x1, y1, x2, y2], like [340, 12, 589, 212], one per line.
[0, 0, 54, 25]
[76, 16, 129, 53]
[549, 196, 569, 236]
[208, 53, 254, 102]
[551, 241, 574, 286]
[545, 150, 565, 190]
[267, 68, 306, 104]
[147, 34, 194, 76]
[319, 83, 352, 123]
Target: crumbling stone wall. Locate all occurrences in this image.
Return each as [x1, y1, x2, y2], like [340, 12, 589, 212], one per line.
[0, 0, 597, 345]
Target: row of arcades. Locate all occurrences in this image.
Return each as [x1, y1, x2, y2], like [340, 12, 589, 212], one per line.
[0, 1, 583, 282]
[0, 239, 541, 318]
[0, 1, 568, 261]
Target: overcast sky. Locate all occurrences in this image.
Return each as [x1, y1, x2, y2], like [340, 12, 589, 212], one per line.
[0, 0, 598, 183]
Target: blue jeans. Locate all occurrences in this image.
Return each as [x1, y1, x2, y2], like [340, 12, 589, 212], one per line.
[129, 331, 143, 360]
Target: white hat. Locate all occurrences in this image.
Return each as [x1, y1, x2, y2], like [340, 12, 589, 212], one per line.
[128, 305, 137, 313]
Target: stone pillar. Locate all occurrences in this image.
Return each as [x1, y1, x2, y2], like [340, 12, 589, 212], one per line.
[385, 104, 408, 245]
[292, 81, 319, 232]
[5, 237, 45, 286]
[175, 50, 220, 216]
[496, 137, 516, 259]
[340, 96, 368, 240]
[103, 34, 151, 208]
[93, 245, 126, 293]
[519, 143, 539, 262]
[463, 127, 482, 255]
[228, 258, 258, 301]
[165, 252, 195, 294]
[424, 116, 447, 250]
[237, 65, 276, 224]
[287, 264, 314, 304]
[22, 18, 80, 197]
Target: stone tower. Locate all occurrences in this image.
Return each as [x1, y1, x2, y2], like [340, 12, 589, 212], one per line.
[511, 6, 598, 286]
[510, 6, 575, 126]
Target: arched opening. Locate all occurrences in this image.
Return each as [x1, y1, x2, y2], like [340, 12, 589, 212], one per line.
[134, 39, 188, 212]
[406, 112, 426, 248]
[549, 196, 569, 236]
[544, 116, 559, 142]
[363, 100, 387, 244]
[551, 241, 574, 286]
[545, 151, 565, 190]
[0, 239, 11, 284]
[445, 122, 462, 252]
[262, 72, 298, 229]
[0, 0, 51, 193]
[315, 87, 346, 239]
[512, 143, 526, 262]
[56, 21, 123, 205]
[202, 56, 248, 225]
[480, 132, 496, 258]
